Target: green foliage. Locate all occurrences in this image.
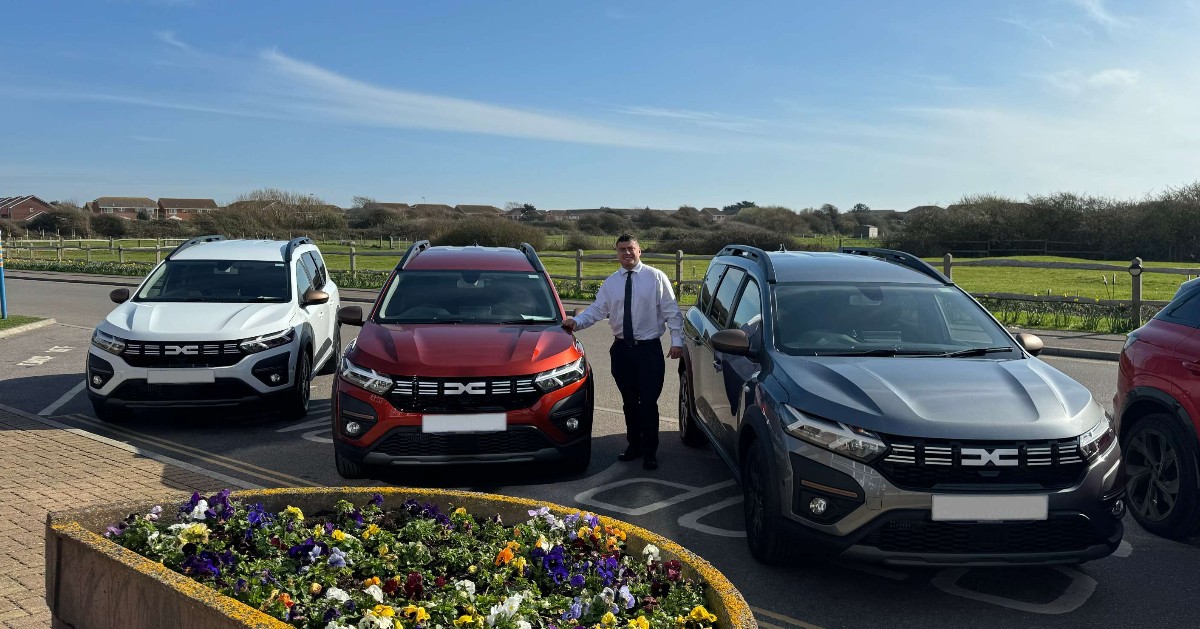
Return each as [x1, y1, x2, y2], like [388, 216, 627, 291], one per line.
[656, 223, 792, 255]
[90, 214, 128, 237]
[433, 218, 546, 250]
[28, 208, 92, 236]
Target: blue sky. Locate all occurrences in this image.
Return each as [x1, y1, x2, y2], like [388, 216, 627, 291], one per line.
[2, 0, 1197, 211]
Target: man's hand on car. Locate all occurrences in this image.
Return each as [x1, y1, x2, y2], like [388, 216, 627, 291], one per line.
[668, 346, 682, 359]
[561, 317, 578, 332]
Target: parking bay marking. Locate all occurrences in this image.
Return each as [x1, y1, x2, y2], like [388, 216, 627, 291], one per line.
[752, 607, 829, 629]
[39, 378, 86, 416]
[575, 478, 736, 517]
[931, 566, 1097, 614]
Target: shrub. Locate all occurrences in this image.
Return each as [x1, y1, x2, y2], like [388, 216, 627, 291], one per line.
[91, 214, 129, 237]
[0, 218, 25, 239]
[657, 224, 792, 255]
[563, 232, 594, 251]
[433, 218, 546, 250]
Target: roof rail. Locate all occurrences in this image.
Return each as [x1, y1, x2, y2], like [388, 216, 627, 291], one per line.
[166, 234, 225, 260]
[396, 239, 431, 270]
[517, 242, 546, 273]
[283, 236, 314, 262]
[717, 244, 776, 283]
[839, 247, 951, 284]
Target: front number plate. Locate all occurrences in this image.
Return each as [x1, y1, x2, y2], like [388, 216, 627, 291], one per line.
[421, 413, 507, 434]
[146, 369, 215, 385]
[931, 495, 1048, 521]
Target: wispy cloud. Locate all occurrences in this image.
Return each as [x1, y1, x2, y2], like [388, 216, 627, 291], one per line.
[614, 105, 766, 133]
[1032, 68, 1140, 93]
[995, 16, 1055, 47]
[154, 30, 191, 52]
[1065, 0, 1128, 29]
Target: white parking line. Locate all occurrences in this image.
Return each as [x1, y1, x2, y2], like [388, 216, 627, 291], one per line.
[39, 379, 85, 416]
[575, 478, 735, 516]
[676, 495, 746, 537]
[931, 566, 1097, 614]
[276, 417, 329, 432]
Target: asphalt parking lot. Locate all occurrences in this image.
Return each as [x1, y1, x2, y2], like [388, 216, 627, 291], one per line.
[2, 276, 1199, 629]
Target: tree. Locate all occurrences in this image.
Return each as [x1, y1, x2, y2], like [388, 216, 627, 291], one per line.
[851, 203, 870, 213]
[721, 200, 756, 213]
[351, 196, 378, 209]
[504, 202, 537, 212]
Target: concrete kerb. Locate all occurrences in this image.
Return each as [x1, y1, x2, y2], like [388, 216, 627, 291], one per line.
[0, 317, 56, 339]
[46, 487, 758, 629]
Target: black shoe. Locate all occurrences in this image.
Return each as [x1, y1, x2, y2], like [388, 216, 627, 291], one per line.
[642, 457, 658, 470]
[617, 449, 643, 462]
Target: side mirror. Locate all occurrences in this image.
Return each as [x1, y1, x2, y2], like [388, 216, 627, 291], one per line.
[572, 307, 585, 317]
[337, 306, 364, 327]
[303, 289, 330, 306]
[109, 288, 130, 304]
[711, 329, 752, 356]
[1014, 332, 1044, 356]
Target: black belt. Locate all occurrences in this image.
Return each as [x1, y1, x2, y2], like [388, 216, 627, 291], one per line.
[615, 337, 658, 346]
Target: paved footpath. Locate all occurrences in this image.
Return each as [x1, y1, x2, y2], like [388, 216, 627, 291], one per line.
[0, 405, 246, 628]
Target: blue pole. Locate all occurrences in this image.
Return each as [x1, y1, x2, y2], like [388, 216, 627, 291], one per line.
[0, 230, 6, 319]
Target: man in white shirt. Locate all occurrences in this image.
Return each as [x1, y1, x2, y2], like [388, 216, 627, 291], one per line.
[562, 234, 684, 470]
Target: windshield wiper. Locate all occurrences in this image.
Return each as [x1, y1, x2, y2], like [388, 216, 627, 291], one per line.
[815, 349, 941, 357]
[928, 346, 1016, 358]
[495, 319, 556, 325]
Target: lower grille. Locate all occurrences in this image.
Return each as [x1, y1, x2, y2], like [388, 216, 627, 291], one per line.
[110, 379, 257, 402]
[122, 341, 244, 368]
[372, 428, 553, 457]
[860, 517, 1102, 554]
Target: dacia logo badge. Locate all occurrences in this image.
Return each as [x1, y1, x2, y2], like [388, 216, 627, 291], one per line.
[443, 382, 488, 395]
[960, 447, 1019, 466]
[164, 345, 199, 356]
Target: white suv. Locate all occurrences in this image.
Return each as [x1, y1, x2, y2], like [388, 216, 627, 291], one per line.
[86, 235, 341, 421]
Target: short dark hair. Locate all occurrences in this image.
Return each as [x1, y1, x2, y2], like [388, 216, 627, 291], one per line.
[616, 233, 638, 247]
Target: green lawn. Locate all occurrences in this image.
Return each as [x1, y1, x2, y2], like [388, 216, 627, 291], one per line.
[0, 315, 42, 331]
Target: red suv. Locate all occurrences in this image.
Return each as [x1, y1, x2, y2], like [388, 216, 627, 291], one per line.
[1115, 280, 1200, 539]
[330, 241, 592, 479]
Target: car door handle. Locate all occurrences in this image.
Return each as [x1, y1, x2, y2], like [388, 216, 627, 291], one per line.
[1184, 361, 1200, 374]
[712, 358, 723, 371]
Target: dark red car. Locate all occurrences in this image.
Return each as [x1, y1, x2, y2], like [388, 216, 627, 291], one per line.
[1115, 281, 1200, 539]
[331, 241, 592, 479]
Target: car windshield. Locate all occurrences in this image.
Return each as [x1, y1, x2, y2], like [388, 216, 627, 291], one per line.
[376, 270, 560, 324]
[134, 260, 291, 303]
[772, 283, 1019, 356]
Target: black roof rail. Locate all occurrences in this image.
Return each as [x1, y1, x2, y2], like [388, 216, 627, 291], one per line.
[717, 244, 776, 283]
[517, 242, 546, 273]
[839, 246, 951, 284]
[166, 234, 225, 260]
[396, 239, 431, 270]
[283, 236, 314, 262]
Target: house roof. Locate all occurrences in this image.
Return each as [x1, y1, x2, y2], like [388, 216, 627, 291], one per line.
[93, 196, 156, 209]
[376, 203, 411, 211]
[0, 195, 53, 211]
[455, 204, 503, 214]
[158, 198, 219, 210]
[411, 204, 455, 212]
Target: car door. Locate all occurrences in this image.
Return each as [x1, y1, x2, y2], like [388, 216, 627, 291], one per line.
[299, 252, 333, 360]
[697, 267, 745, 445]
[1160, 290, 1200, 419]
[685, 264, 726, 426]
[713, 277, 763, 455]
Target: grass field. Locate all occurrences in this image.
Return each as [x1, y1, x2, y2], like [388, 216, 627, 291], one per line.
[0, 315, 43, 331]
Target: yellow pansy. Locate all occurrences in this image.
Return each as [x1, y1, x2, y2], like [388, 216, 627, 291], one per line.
[454, 615, 474, 627]
[379, 544, 390, 557]
[284, 506, 304, 521]
[601, 612, 618, 627]
[374, 604, 396, 618]
[468, 565, 478, 574]
[332, 529, 346, 541]
[178, 523, 210, 547]
[628, 617, 649, 629]
[363, 576, 381, 587]
[402, 605, 430, 623]
[363, 523, 381, 539]
[454, 506, 468, 515]
[309, 582, 322, 596]
[513, 556, 527, 572]
[689, 606, 717, 623]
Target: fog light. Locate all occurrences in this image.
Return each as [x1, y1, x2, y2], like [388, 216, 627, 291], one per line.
[565, 417, 580, 431]
[809, 497, 828, 515]
[1110, 499, 1126, 519]
[91, 375, 104, 387]
[269, 373, 282, 384]
[344, 421, 362, 436]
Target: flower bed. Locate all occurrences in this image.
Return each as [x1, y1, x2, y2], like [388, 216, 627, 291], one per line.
[46, 488, 755, 629]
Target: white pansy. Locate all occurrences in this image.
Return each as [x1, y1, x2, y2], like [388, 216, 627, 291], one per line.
[325, 623, 353, 629]
[189, 499, 209, 521]
[325, 587, 351, 603]
[357, 612, 393, 629]
[642, 544, 660, 563]
[455, 580, 476, 600]
[365, 584, 384, 603]
[517, 621, 532, 629]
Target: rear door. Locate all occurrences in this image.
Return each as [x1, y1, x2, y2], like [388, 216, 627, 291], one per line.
[712, 276, 762, 455]
[302, 252, 336, 358]
[697, 267, 746, 443]
[1160, 291, 1200, 424]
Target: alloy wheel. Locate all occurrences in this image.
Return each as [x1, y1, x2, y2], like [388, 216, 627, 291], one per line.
[1126, 426, 1181, 522]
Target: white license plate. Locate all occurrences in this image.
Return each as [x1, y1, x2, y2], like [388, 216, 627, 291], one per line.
[421, 413, 507, 434]
[146, 369, 215, 385]
[931, 495, 1048, 521]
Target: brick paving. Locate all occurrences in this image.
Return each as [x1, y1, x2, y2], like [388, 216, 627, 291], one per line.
[0, 407, 226, 628]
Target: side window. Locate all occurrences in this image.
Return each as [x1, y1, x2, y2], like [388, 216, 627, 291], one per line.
[729, 280, 762, 332]
[1165, 290, 1200, 328]
[294, 261, 313, 301]
[709, 268, 745, 327]
[311, 251, 329, 287]
[301, 252, 323, 289]
[698, 264, 725, 314]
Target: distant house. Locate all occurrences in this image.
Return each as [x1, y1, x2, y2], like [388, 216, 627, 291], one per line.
[88, 197, 158, 220]
[157, 198, 218, 221]
[0, 195, 54, 222]
[854, 225, 879, 239]
[699, 207, 725, 223]
[721, 206, 747, 219]
[455, 204, 503, 216]
[503, 207, 526, 220]
[376, 203, 411, 212]
[410, 204, 456, 216]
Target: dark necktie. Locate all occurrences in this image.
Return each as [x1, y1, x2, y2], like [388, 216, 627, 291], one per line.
[623, 270, 634, 345]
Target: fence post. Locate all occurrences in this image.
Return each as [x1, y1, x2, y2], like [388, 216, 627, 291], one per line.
[389, 236, 395, 249]
[349, 246, 357, 277]
[85, 244, 91, 263]
[155, 246, 162, 265]
[575, 250, 583, 293]
[675, 250, 683, 289]
[109, 237, 114, 250]
[943, 253, 953, 281]
[56, 243, 63, 262]
[1131, 257, 1143, 328]
[118, 246, 125, 264]
[379, 236, 384, 248]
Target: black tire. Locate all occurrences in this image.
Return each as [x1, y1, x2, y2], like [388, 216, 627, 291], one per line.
[743, 438, 789, 564]
[334, 447, 366, 479]
[1124, 413, 1200, 539]
[560, 439, 592, 475]
[317, 326, 342, 376]
[91, 399, 130, 423]
[283, 351, 312, 420]
[678, 370, 707, 447]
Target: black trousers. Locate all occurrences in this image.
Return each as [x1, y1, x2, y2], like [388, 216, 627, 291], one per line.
[609, 340, 666, 456]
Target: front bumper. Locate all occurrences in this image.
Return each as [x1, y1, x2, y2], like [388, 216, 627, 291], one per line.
[772, 433, 1125, 565]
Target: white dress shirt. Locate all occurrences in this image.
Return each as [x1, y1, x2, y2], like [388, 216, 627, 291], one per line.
[573, 262, 684, 347]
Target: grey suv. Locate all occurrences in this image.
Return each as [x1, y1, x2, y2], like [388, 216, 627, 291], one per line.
[678, 245, 1125, 566]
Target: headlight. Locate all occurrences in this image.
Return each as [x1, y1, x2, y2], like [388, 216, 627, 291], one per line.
[91, 329, 126, 355]
[1079, 412, 1116, 461]
[784, 406, 887, 463]
[534, 357, 586, 393]
[340, 356, 393, 395]
[239, 329, 295, 354]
